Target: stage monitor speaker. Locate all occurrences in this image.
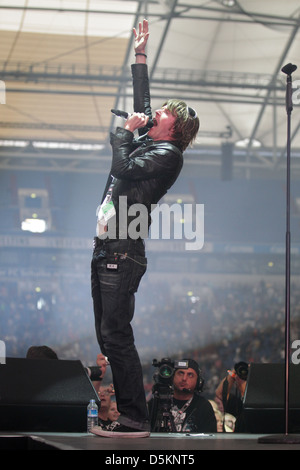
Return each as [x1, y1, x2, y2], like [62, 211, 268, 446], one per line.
[0, 357, 100, 433]
[243, 363, 300, 433]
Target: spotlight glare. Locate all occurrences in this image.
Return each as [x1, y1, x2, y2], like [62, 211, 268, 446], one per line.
[21, 218, 47, 233]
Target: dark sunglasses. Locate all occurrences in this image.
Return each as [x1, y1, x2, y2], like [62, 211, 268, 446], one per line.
[187, 107, 198, 119]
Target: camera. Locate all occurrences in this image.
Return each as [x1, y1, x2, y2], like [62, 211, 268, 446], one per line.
[234, 361, 248, 381]
[150, 358, 188, 432]
[152, 358, 188, 386]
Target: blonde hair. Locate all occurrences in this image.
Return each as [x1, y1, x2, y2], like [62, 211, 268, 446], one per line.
[163, 99, 200, 151]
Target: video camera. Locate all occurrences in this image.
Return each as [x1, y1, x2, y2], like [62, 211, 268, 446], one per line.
[152, 358, 189, 387]
[150, 358, 189, 432]
[228, 361, 249, 381]
[234, 361, 248, 381]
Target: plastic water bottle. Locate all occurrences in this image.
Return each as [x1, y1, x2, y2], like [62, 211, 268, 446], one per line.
[87, 399, 98, 433]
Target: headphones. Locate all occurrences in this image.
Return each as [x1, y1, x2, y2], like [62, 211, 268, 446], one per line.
[181, 358, 204, 393]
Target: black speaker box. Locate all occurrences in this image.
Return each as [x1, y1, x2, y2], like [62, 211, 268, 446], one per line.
[243, 363, 300, 433]
[0, 358, 100, 432]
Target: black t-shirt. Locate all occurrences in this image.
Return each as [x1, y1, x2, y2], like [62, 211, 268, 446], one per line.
[149, 394, 217, 433]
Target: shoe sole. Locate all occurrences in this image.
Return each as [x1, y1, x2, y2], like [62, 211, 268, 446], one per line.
[91, 426, 150, 438]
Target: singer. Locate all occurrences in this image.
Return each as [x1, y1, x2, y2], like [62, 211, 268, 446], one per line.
[91, 19, 199, 438]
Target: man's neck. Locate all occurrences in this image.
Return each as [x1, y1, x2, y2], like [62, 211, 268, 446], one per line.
[173, 391, 193, 402]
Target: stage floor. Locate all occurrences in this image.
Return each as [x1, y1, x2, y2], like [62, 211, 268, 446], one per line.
[2, 432, 300, 451]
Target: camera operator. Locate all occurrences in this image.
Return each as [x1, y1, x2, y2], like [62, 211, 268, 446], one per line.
[215, 361, 248, 432]
[149, 358, 217, 433]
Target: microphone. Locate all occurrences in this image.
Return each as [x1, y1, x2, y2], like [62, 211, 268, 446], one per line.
[281, 63, 297, 114]
[281, 63, 297, 76]
[111, 108, 153, 128]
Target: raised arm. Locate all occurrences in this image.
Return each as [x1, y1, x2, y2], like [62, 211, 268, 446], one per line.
[124, 19, 151, 133]
[133, 19, 149, 64]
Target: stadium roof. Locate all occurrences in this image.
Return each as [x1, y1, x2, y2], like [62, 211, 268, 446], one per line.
[1, 0, 300, 177]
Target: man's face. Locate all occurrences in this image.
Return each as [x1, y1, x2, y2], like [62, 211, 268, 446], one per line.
[98, 386, 111, 410]
[173, 367, 198, 393]
[147, 105, 176, 141]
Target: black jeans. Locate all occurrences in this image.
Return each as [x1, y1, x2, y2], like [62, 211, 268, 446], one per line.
[91, 238, 149, 430]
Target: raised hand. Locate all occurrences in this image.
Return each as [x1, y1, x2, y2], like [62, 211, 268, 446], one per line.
[133, 19, 149, 53]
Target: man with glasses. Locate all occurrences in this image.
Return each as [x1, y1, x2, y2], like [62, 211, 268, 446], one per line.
[91, 19, 200, 438]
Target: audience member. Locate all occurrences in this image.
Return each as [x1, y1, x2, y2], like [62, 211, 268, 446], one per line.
[26, 345, 59, 360]
[215, 362, 248, 432]
[107, 399, 120, 422]
[97, 386, 113, 427]
[209, 400, 224, 432]
[88, 353, 108, 383]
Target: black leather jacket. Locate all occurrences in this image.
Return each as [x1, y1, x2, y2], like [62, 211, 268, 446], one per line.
[107, 64, 183, 237]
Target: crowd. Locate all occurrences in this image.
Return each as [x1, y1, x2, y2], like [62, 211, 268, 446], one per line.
[2, 274, 300, 399]
[2, 272, 300, 433]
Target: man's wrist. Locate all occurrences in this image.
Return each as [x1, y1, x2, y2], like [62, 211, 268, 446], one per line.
[135, 51, 147, 64]
[124, 124, 135, 132]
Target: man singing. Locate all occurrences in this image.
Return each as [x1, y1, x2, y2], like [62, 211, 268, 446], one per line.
[91, 19, 199, 438]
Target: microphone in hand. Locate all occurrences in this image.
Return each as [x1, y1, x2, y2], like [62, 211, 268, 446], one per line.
[111, 109, 153, 128]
